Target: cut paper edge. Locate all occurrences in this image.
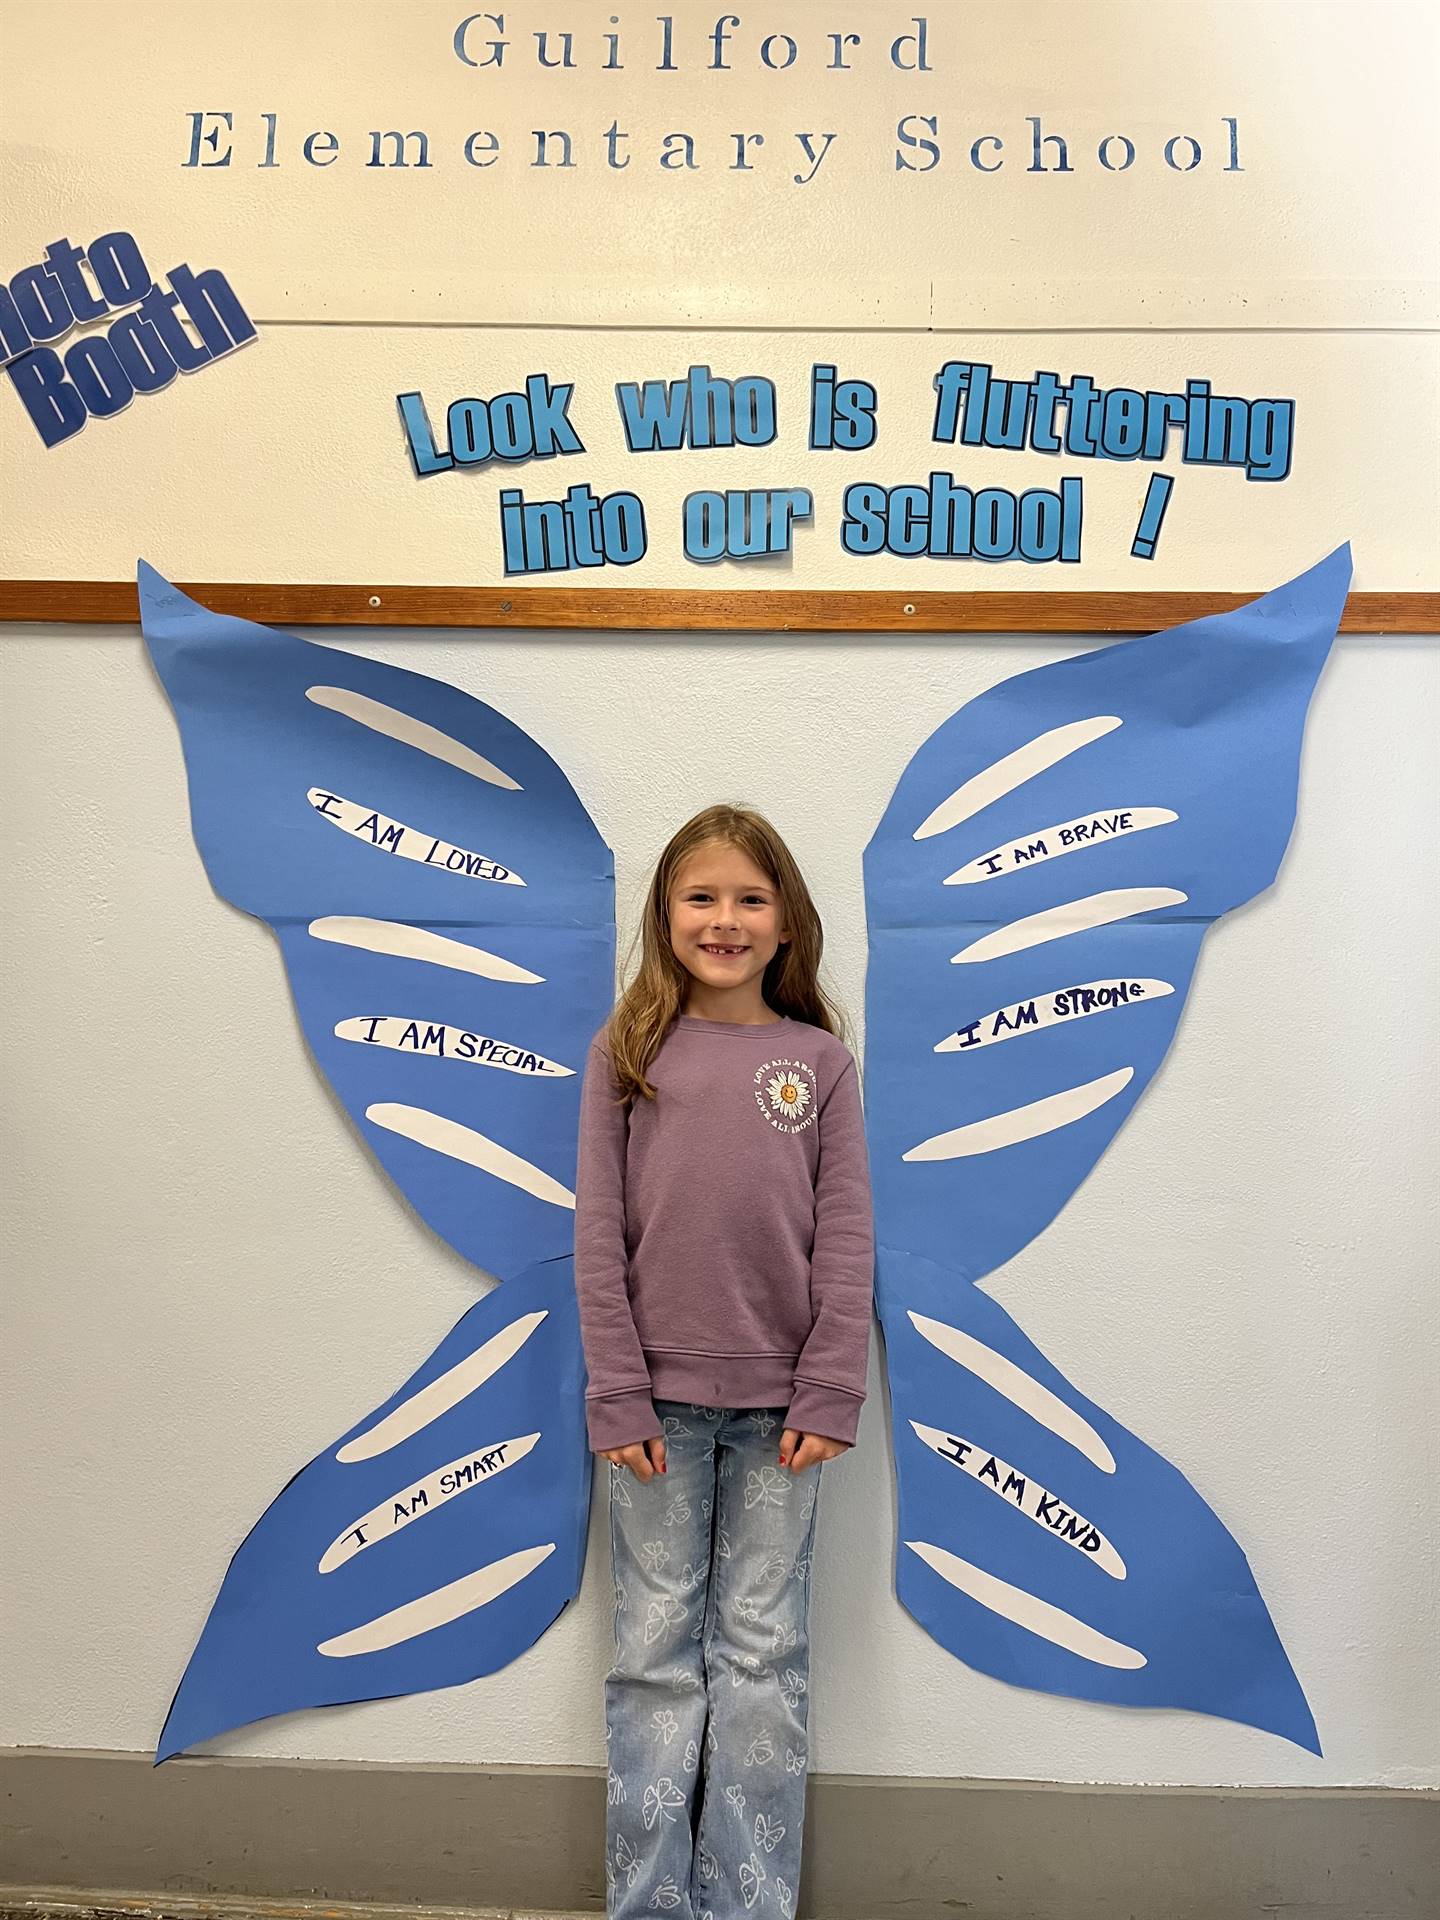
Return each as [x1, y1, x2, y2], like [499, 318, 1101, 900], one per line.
[906, 1540, 1146, 1669]
[907, 1311, 1116, 1473]
[903, 1067, 1134, 1161]
[305, 685, 524, 791]
[316, 1543, 556, 1657]
[913, 717, 1122, 841]
[951, 889, 1188, 964]
[336, 1311, 548, 1462]
[365, 1103, 576, 1210]
[308, 917, 545, 985]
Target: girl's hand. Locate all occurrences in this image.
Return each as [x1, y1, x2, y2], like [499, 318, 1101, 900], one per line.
[601, 1434, 667, 1479]
[779, 1428, 849, 1473]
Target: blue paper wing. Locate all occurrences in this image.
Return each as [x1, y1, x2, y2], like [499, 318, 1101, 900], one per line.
[139, 565, 614, 1755]
[887, 1249, 1318, 1751]
[157, 1258, 589, 1762]
[864, 546, 1352, 1751]
[139, 561, 614, 1283]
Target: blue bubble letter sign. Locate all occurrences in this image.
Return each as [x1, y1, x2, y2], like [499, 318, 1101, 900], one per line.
[2, 237, 256, 447]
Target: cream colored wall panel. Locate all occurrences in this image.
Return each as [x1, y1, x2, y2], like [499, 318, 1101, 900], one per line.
[2, 0, 1435, 330]
[2, 325, 1433, 588]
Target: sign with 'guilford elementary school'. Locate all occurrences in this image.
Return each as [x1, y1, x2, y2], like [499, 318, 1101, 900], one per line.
[3, 2, 1430, 331]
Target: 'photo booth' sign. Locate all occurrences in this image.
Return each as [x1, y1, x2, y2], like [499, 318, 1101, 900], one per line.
[1, 232, 255, 446]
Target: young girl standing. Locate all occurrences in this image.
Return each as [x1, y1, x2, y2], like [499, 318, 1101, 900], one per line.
[575, 804, 875, 1920]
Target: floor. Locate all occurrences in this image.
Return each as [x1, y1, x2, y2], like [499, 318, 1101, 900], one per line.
[1, 1903, 598, 1920]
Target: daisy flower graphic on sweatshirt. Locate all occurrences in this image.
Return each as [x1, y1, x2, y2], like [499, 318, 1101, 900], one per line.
[765, 1070, 811, 1120]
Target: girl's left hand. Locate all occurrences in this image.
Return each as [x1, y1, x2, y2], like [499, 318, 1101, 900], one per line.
[779, 1428, 850, 1473]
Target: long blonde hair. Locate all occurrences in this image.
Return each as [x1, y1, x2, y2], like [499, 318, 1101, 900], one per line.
[606, 804, 848, 1104]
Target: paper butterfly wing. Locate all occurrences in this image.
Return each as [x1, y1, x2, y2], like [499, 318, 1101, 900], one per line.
[865, 545, 1351, 1285]
[139, 559, 614, 1281]
[864, 546, 1352, 1751]
[886, 1249, 1318, 1751]
[139, 565, 613, 1754]
[157, 1259, 588, 1762]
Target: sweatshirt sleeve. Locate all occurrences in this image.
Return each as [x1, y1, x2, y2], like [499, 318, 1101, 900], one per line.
[573, 1038, 662, 1452]
[786, 1054, 876, 1446]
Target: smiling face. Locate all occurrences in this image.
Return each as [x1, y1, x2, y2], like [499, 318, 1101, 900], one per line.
[668, 839, 790, 1017]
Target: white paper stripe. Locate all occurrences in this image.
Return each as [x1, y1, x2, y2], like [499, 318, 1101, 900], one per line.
[906, 1540, 1146, 1668]
[951, 888, 1188, 964]
[317, 1544, 555, 1657]
[944, 808, 1177, 884]
[337, 1311, 548, 1463]
[907, 1311, 1116, 1473]
[306, 686, 522, 790]
[365, 1103, 576, 1209]
[913, 717, 1122, 840]
[910, 1422, 1125, 1578]
[335, 1017, 571, 1077]
[321, 1432, 541, 1571]
[903, 1067, 1133, 1160]
[308, 917, 544, 985]
[306, 788, 524, 887]
[935, 980, 1173, 1054]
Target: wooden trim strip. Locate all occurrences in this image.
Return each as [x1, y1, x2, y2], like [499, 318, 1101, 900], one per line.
[0, 580, 1435, 634]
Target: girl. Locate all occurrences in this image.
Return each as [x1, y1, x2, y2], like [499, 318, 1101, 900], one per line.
[574, 804, 875, 1920]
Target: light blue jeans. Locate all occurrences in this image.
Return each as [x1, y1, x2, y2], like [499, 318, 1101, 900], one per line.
[604, 1400, 824, 1920]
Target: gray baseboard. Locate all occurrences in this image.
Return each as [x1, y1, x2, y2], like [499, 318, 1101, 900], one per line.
[2, 1748, 1436, 1920]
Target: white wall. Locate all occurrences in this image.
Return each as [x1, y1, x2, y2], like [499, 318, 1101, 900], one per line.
[3, 0, 1436, 1799]
[2, 618, 1436, 1788]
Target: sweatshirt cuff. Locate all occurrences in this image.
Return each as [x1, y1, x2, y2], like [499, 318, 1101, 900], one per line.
[784, 1379, 864, 1447]
[586, 1386, 663, 1452]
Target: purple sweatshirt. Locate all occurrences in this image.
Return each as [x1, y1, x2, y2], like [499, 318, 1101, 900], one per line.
[574, 1013, 876, 1452]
